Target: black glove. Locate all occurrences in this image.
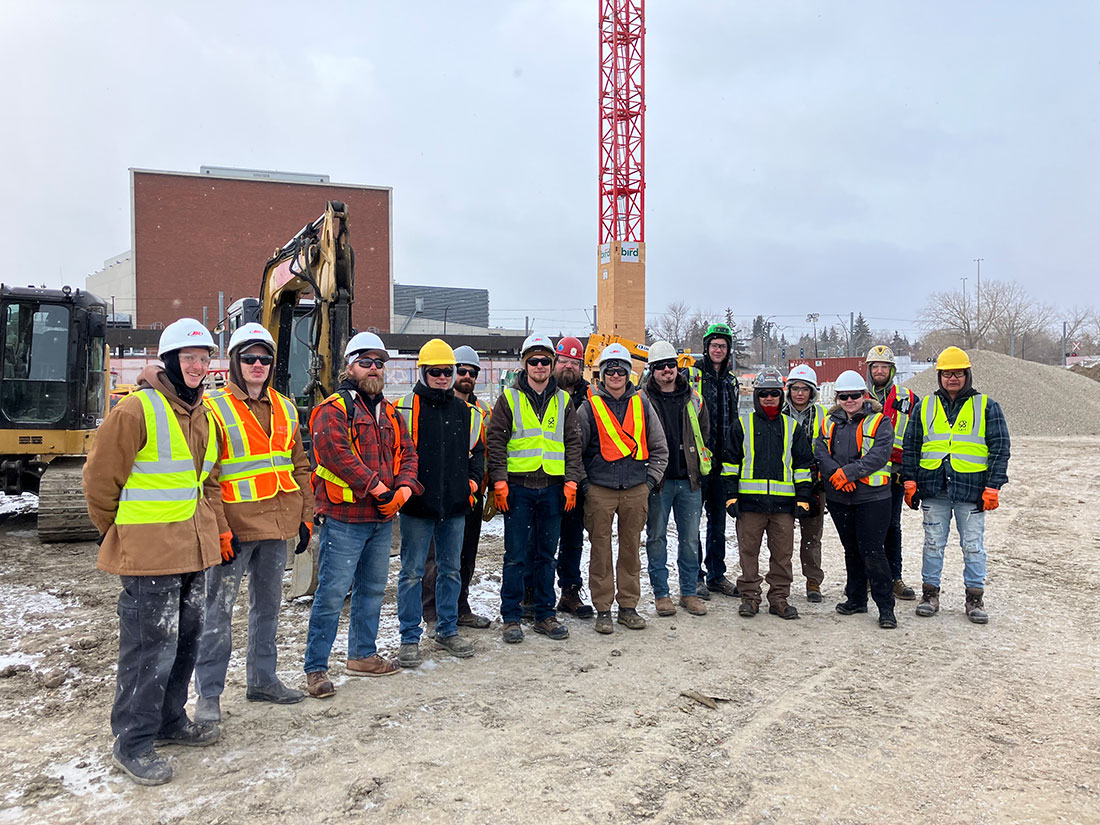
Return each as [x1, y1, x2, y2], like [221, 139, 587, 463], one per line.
[725, 498, 739, 518]
[646, 478, 657, 492]
[295, 522, 312, 555]
[806, 497, 822, 519]
[374, 489, 395, 505]
[222, 533, 241, 566]
[96, 534, 106, 547]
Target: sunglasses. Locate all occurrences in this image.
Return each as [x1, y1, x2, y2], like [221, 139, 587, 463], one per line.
[604, 367, 629, 377]
[527, 357, 553, 367]
[239, 353, 274, 366]
[757, 389, 782, 398]
[456, 366, 480, 377]
[836, 392, 864, 401]
[652, 360, 678, 372]
[355, 357, 386, 369]
[426, 366, 454, 378]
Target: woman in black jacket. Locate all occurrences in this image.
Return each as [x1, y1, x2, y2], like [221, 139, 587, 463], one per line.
[814, 370, 897, 628]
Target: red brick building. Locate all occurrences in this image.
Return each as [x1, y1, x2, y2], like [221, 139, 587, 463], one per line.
[130, 168, 392, 332]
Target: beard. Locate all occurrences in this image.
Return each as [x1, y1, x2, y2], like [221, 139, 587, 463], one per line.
[455, 377, 476, 394]
[556, 369, 578, 390]
[357, 374, 385, 396]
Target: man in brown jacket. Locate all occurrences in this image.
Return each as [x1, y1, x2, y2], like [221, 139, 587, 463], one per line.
[194, 324, 313, 723]
[83, 319, 227, 786]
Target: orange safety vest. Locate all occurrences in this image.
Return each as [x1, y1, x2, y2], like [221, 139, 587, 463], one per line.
[590, 394, 650, 462]
[820, 412, 889, 487]
[204, 387, 300, 503]
[309, 390, 404, 504]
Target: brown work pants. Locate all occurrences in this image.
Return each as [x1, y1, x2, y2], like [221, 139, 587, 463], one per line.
[797, 489, 826, 587]
[736, 510, 795, 607]
[584, 483, 649, 612]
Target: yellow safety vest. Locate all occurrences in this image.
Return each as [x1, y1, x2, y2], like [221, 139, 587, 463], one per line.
[737, 412, 812, 497]
[204, 387, 300, 503]
[116, 388, 217, 525]
[820, 412, 890, 487]
[919, 394, 989, 474]
[504, 387, 567, 475]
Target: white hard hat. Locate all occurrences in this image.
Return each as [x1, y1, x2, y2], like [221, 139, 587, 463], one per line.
[158, 318, 216, 358]
[521, 333, 555, 359]
[453, 345, 480, 367]
[834, 370, 866, 393]
[598, 342, 632, 368]
[228, 323, 275, 355]
[647, 340, 678, 364]
[345, 331, 389, 362]
[787, 363, 818, 389]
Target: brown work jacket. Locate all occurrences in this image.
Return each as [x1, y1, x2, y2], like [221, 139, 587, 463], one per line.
[83, 366, 223, 576]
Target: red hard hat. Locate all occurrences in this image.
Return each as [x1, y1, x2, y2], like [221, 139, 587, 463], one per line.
[556, 336, 584, 360]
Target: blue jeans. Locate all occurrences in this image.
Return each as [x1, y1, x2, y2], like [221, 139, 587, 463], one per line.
[398, 513, 464, 643]
[502, 484, 562, 623]
[645, 479, 701, 598]
[699, 470, 728, 583]
[920, 497, 986, 589]
[304, 518, 394, 674]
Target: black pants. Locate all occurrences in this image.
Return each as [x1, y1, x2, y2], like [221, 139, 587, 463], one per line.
[423, 501, 482, 619]
[112, 571, 205, 758]
[698, 470, 728, 583]
[883, 481, 905, 580]
[827, 498, 895, 613]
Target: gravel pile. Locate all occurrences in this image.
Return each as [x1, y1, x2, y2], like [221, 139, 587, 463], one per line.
[1070, 362, 1100, 383]
[903, 349, 1100, 437]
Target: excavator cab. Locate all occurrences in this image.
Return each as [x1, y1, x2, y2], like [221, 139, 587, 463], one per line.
[0, 284, 107, 541]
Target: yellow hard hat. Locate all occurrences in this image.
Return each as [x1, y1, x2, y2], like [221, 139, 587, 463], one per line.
[417, 338, 456, 367]
[935, 346, 972, 371]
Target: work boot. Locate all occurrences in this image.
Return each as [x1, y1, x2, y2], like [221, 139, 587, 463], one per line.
[520, 587, 535, 620]
[708, 576, 739, 597]
[457, 611, 491, 629]
[654, 597, 677, 616]
[878, 610, 898, 629]
[346, 654, 400, 677]
[434, 633, 476, 658]
[154, 720, 220, 747]
[247, 679, 305, 703]
[893, 579, 916, 600]
[835, 600, 868, 615]
[738, 599, 758, 618]
[112, 741, 172, 786]
[502, 622, 524, 644]
[306, 671, 335, 698]
[533, 616, 570, 640]
[769, 601, 800, 620]
[557, 584, 595, 619]
[594, 611, 614, 634]
[194, 696, 220, 723]
[398, 643, 422, 668]
[915, 584, 940, 617]
[678, 595, 707, 616]
[616, 608, 646, 630]
[965, 587, 989, 624]
[695, 579, 711, 601]
[806, 582, 823, 604]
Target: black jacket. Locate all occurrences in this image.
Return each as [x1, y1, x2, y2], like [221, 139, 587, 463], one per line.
[399, 382, 484, 520]
[728, 411, 813, 514]
[814, 400, 893, 506]
[697, 354, 739, 463]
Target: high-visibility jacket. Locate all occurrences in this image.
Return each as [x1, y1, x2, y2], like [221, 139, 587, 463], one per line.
[309, 390, 404, 504]
[504, 387, 568, 475]
[919, 394, 989, 474]
[686, 384, 713, 476]
[204, 387, 300, 503]
[736, 412, 812, 497]
[590, 393, 649, 462]
[883, 386, 917, 473]
[116, 388, 217, 525]
[395, 392, 484, 454]
[820, 412, 890, 487]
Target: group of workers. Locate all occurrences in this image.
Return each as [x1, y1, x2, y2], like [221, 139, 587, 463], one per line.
[83, 318, 1010, 786]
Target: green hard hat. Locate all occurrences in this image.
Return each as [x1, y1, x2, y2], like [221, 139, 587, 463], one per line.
[704, 322, 733, 343]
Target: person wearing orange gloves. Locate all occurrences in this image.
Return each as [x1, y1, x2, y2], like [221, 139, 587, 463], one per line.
[83, 319, 224, 785]
[901, 347, 1010, 623]
[485, 334, 583, 644]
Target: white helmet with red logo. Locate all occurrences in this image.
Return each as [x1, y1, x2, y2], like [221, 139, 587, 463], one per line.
[228, 323, 276, 356]
[521, 333, 555, 360]
[158, 318, 216, 357]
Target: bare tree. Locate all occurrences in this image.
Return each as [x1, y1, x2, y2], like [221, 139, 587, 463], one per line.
[652, 301, 691, 349]
[986, 281, 1056, 356]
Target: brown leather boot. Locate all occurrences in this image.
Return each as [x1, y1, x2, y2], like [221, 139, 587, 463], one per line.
[965, 587, 989, 624]
[915, 584, 940, 617]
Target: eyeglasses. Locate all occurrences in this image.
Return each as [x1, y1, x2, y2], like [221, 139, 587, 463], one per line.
[708, 342, 729, 351]
[426, 367, 454, 378]
[239, 353, 274, 366]
[527, 357, 553, 367]
[604, 367, 629, 377]
[355, 357, 386, 369]
[836, 392, 863, 401]
[178, 353, 211, 366]
[652, 360, 678, 372]
[940, 370, 967, 379]
[756, 389, 782, 398]
[456, 366, 479, 377]
[789, 384, 812, 393]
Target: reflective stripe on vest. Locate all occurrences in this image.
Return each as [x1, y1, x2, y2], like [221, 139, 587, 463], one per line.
[686, 387, 712, 476]
[738, 412, 804, 497]
[309, 392, 404, 504]
[505, 388, 567, 475]
[204, 387, 300, 503]
[919, 394, 989, 473]
[820, 412, 890, 487]
[885, 387, 915, 473]
[590, 394, 650, 462]
[396, 392, 484, 454]
[117, 388, 216, 524]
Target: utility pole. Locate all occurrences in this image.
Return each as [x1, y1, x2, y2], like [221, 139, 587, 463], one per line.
[217, 291, 225, 358]
[806, 313, 819, 357]
[974, 258, 983, 346]
[849, 312, 854, 357]
[960, 277, 968, 346]
[1063, 320, 1068, 367]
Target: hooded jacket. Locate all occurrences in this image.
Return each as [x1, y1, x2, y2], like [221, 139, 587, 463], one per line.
[727, 405, 813, 514]
[577, 381, 668, 491]
[697, 349, 739, 462]
[814, 399, 894, 506]
[641, 370, 710, 490]
[84, 365, 224, 575]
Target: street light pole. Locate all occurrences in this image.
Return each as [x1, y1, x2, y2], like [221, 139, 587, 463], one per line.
[974, 258, 984, 346]
[806, 312, 819, 357]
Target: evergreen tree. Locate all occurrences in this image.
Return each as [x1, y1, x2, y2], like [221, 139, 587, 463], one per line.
[853, 313, 873, 355]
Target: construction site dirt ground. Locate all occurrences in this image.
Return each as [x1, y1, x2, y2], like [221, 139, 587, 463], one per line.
[1, 436, 1098, 825]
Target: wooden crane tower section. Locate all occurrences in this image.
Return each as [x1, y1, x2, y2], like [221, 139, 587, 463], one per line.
[597, 0, 646, 342]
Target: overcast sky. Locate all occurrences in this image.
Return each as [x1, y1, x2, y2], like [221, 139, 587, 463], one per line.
[3, 1, 1097, 341]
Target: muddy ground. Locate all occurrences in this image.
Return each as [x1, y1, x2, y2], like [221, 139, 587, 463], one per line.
[1, 436, 1098, 824]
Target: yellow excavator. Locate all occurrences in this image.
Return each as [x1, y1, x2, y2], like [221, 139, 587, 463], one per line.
[0, 284, 108, 541]
[583, 333, 694, 383]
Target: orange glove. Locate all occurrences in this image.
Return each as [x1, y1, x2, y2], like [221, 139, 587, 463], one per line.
[829, 468, 851, 491]
[981, 488, 999, 511]
[563, 480, 578, 512]
[469, 478, 478, 508]
[219, 531, 235, 563]
[841, 481, 857, 493]
[494, 481, 510, 513]
[904, 481, 918, 509]
[378, 486, 411, 518]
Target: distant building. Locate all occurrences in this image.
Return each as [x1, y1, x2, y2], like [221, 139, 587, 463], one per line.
[393, 284, 518, 336]
[86, 251, 135, 321]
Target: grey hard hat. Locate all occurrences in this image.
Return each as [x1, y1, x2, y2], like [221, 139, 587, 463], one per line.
[453, 345, 480, 367]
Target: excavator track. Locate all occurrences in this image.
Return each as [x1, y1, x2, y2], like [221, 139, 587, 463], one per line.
[37, 457, 98, 543]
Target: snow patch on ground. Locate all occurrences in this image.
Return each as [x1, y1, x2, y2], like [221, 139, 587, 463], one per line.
[0, 584, 76, 635]
[0, 493, 37, 517]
